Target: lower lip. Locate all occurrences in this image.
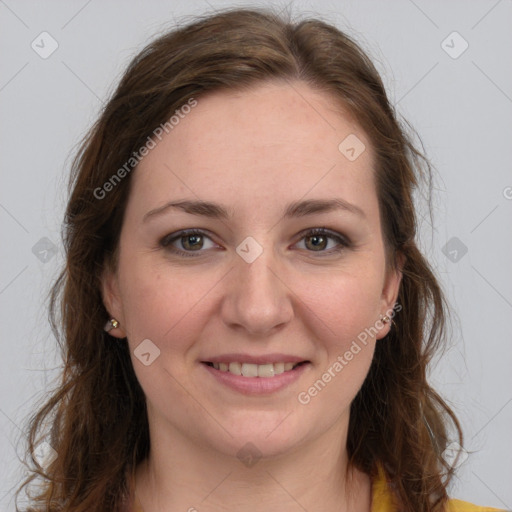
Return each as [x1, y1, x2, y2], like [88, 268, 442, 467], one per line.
[201, 362, 310, 395]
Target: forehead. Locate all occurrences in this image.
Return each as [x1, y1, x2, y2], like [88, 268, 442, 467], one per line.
[129, 80, 377, 224]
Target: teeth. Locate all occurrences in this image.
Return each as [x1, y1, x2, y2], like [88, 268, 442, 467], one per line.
[257, 363, 274, 377]
[273, 362, 285, 374]
[210, 361, 303, 377]
[229, 362, 241, 374]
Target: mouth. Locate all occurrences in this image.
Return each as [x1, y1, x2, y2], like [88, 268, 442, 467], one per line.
[201, 360, 310, 378]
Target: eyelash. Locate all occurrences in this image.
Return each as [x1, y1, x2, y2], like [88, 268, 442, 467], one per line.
[159, 228, 352, 258]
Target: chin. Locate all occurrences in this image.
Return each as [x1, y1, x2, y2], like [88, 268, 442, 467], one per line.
[215, 414, 307, 459]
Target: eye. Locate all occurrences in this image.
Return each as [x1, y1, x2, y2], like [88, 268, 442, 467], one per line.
[160, 229, 219, 257]
[160, 227, 351, 258]
[295, 228, 351, 255]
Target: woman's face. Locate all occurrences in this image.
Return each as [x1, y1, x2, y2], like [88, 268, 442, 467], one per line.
[102, 80, 401, 459]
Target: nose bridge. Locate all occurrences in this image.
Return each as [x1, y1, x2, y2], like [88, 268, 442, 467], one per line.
[223, 238, 292, 334]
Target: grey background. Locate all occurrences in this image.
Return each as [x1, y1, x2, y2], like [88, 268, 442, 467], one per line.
[1, 0, 511, 510]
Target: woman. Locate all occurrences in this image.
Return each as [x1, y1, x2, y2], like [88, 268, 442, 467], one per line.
[17, 7, 503, 512]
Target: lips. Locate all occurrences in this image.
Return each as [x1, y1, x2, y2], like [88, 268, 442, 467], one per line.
[201, 359, 310, 394]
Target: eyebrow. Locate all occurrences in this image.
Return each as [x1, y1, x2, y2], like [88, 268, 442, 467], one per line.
[143, 197, 366, 223]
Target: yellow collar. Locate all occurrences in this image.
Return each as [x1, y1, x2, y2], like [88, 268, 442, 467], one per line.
[371, 463, 395, 511]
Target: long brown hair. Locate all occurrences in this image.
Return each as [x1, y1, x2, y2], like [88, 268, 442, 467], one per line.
[17, 6, 463, 511]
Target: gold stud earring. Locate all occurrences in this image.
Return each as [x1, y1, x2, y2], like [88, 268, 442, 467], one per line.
[381, 315, 391, 324]
[104, 318, 120, 332]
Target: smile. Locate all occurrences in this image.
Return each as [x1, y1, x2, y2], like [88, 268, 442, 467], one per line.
[203, 361, 307, 378]
[201, 359, 311, 395]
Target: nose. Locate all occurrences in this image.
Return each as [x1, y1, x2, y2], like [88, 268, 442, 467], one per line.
[221, 244, 294, 336]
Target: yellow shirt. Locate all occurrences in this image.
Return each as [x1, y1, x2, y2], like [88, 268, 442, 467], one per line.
[371, 464, 504, 512]
[126, 464, 505, 511]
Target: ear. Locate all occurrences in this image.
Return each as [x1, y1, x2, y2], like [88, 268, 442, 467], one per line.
[376, 250, 405, 340]
[100, 264, 127, 339]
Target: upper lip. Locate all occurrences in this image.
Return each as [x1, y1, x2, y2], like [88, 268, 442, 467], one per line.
[201, 353, 309, 365]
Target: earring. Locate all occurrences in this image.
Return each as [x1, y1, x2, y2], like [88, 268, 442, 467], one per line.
[104, 318, 120, 332]
[380, 314, 391, 324]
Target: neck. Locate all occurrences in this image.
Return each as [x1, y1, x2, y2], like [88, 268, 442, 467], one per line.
[131, 414, 372, 512]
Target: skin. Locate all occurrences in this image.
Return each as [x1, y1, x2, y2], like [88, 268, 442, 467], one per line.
[102, 80, 402, 512]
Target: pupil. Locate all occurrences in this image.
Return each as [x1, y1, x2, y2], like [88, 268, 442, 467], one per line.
[310, 235, 325, 250]
[185, 235, 201, 250]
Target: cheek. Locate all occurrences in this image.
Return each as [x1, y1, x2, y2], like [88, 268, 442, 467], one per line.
[297, 260, 385, 340]
[291, 262, 383, 398]
[117, 256, 226, 358]
[116, 262, 216, 401]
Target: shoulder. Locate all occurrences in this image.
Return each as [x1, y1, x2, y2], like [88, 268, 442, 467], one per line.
[445, 498, 505, 512]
